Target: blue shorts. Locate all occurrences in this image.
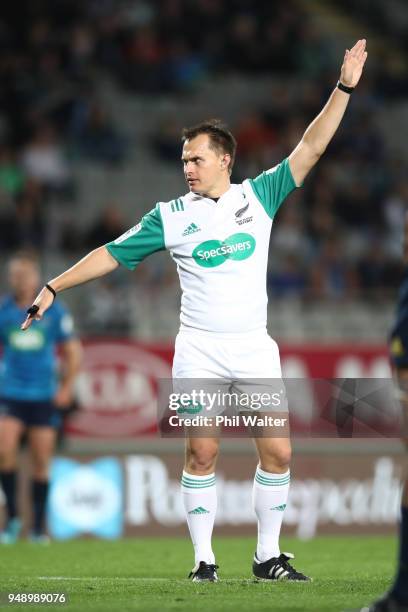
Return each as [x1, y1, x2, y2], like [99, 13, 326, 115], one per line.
[0, 398, 62, 428]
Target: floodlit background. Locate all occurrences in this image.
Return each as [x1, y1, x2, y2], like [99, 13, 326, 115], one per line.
[0, 0, 406, 540]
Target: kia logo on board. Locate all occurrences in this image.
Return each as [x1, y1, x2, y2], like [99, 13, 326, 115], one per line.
[67, 341, 172, 437]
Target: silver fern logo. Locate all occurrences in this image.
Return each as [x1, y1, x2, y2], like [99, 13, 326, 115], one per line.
[235, 203, 249, 218]
[235, 202, 252, 225]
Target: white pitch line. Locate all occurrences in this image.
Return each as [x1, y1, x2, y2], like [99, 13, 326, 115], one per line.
[38, 577, 168, 582]
[37, 577, 255, 583]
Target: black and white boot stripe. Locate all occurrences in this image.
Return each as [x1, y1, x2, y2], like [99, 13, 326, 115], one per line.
[252, 552, 311, 581]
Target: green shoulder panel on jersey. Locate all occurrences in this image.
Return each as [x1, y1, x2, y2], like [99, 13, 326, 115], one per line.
[105, 203, 165, 271]
[248, 157, 299, 219]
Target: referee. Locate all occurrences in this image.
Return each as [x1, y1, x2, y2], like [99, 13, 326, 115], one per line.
[21, 40, 367, 578]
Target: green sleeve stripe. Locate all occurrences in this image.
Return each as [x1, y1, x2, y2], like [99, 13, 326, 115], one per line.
[248, 157, 298, 219]
[105, 203, 165, 271]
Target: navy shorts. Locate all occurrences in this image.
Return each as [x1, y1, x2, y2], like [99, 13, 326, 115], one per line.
[0, 398, 62, 428]
[390, 330, 408, 370]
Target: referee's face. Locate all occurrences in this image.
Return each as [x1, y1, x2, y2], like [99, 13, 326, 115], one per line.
[8, 258, 40, 300]
[182, 134, 230, 196]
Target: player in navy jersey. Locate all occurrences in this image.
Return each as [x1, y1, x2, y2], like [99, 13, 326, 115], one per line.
[363, 221, 408, 611]
[0, 252, 82, 543]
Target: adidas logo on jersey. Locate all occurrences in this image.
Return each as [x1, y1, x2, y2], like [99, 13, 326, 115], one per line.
[188, 506, 210, 514]
[182, 222, 201, 236]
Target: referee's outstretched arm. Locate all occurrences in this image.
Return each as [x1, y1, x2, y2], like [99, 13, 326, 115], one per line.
[288, 38, 367, 187]
[21, 246, 118, 330]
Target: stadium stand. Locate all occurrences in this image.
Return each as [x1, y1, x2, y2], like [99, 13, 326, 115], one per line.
[0, 0, 406, 339]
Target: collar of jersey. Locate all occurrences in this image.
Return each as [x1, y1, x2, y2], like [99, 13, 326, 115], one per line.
[186, 184, 236, 204]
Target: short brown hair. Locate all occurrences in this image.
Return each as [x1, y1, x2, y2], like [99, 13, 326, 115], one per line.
[182, 119, 237, 174]
[9, 250, 40, 267]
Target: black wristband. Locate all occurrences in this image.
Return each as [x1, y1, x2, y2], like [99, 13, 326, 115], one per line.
[45, 283, 57, 300]
[26, 304, 39, 317]
[337, 80, 354, 94]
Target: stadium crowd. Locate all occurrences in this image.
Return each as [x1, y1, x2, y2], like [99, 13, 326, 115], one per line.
[0, 0, 406, 307]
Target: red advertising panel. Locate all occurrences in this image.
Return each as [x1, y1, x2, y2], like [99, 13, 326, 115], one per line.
[65, 340, 390, 438]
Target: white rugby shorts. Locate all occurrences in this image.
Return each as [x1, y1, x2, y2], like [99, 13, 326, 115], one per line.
[172, 328, 286, 415]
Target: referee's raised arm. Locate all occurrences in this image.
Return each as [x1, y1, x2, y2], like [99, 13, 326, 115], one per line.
[21, 246, 118, 330]
[288, 38, 368, 187]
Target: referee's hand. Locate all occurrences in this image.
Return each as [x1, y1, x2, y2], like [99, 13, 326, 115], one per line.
[21, 286, 55, 330]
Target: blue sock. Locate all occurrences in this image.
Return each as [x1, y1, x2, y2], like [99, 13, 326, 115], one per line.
[391, 506, 408, 603]
[0, 470, 17, 521]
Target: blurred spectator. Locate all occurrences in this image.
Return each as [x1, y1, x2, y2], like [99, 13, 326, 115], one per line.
[384, 182, 408, 259]
[225, 14, 262, 73]
[70, 99, 127, 165]
[164, 40, 207, 92]
[349, 113, 384, 163]
[119, 26, 164, 93]
[85, 277, 132, 335]
[21, 124, 72, 192]
[268, 254, 306, 298]
[153, 117, 183, 163]
[307, 192, 337, 251]
[68, 24, 96, 78]
[334, 181, 376, 229]
[0, 146, 25, 199]
[236, 113, 278, 162]
[270, 202, 311, 259]
[308, 237, 358, 300]
[357, 239, 390, 298]
[0, 192, 44, 251]
[296, 22, 334, 78]
[83, 205, 126, 250]
[234, 112, 280, 180]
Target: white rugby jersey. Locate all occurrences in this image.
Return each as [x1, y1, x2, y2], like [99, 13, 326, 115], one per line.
[106, 158, 299, 333]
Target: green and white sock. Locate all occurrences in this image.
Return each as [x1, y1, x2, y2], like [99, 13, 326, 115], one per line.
[253, 466, 290, 562]
[181, 471, 217, 564]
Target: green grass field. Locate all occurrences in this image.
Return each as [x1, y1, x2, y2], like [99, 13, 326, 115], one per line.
[0, 536, 397, 612]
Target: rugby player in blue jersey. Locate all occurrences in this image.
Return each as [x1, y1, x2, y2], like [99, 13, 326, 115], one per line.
[0, 252, 81, 543]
